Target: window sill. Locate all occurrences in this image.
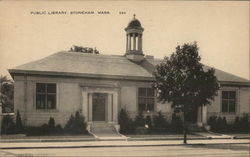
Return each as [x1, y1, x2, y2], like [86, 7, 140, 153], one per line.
[35, 109, 59, 113]
[139, 111, 156, 114]
[220, 112, 236, 115]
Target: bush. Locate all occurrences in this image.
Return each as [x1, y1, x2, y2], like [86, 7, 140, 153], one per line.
[26, 117, 63, 136]
[1, 115, 16, 134]
[1, 110, 24, 134]
[135, 127, 148, 134]
[64, 110, 88, 134]
[55, 124, 63, 134]
[118, 109, 135, 134]
[48, 117, 56, 134]
[134, 111, 145, 127]
[232, 114, 249, 133]
[145, 115, 152, 132]
[171, 113, 183, 134]
[152, 112, 168, 133]
[207, 116, 217, 131]
[15, 110, 24, 133]
[208, 115, 249, 133]
[208, 116, 228, 133]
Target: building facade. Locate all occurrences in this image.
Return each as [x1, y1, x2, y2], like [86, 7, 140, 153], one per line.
[9, 17, 250, 128]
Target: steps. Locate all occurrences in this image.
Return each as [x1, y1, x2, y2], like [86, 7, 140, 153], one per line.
[89, 122, 127, 141]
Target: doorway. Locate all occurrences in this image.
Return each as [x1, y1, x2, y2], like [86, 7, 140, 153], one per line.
[92, 93, 107, 121]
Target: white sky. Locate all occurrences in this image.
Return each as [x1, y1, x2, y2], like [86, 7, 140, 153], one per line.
[0, 1, 249, 79]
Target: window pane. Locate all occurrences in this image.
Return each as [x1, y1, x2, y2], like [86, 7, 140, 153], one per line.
[36, 94, 46, 109]
[47, 94, 56, 109]
[147, 103, 154, 111]
[47, 84, 56, 93]
[139, 103, 146, 111]
[139, 88, 146, 96]
[229, 91, 236, 99]
[138, 97, 146, 104]
[147, 88, 154, 97]
[222, 100, 228, 112]
[222, 91, 228, 99]
[147, 98, 154, 104]
[229, 100, 235, 112]
[36, 83, 45, 93]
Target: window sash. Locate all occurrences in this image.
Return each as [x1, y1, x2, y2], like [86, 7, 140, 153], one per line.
[138, 88, 155, 112]
[221, 91, 236, 113]
[36, 83, 56, 110]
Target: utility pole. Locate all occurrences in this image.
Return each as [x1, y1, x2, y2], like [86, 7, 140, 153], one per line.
[183, 104, 187, 144]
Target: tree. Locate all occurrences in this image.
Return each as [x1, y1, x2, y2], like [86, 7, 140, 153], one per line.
[0, 75, 14, 113]
[70, 45, 100, 54]
[153, 42, 219, 143]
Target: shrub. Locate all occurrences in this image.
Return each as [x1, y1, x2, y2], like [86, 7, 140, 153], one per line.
[25, 126, 44, 136]
[26, 117, 63, 136]
[55, 124, 63, 134]
[48, 117, 55, 128]
[232, 114, 249, 133]
[145, 115, 152, 132]
[41, 124, 49, 135]
[118, 108, 135, 134]
[134, 111, 145, 128]
[64, 110, 88, 134]
[171, 113, 183, 134]
[15, 110, 23, 133]
[64, 115, 75, 133]
[207, 115, 250, 133]
[208, 116, 228, 132]
[48, 117, 56, 134]
[1, 115, 15, 134]
[152, 112, 168, 133]
[74, 111, 88, 134]
[135, 127, 148, 134]
[207, 116, 217, 131]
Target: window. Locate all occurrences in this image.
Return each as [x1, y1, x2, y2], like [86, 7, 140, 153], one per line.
[36, 83, 56, 110]
[138, 88, 155, 112]
[221, 91, 236, 113]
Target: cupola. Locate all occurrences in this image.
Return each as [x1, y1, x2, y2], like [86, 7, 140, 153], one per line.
[125, 14, 144, 63]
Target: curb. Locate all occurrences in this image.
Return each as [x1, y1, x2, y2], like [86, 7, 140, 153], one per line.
[0, 138, 96, 143]
[1, 136, 249, 143]
[0, 137, 208, 143]
[0, 142, 249, 150]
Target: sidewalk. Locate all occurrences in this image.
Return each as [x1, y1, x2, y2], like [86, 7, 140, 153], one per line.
[0, 139, 249, 149]
[1, 133, 248, 143]
[0, 134, 206, 143]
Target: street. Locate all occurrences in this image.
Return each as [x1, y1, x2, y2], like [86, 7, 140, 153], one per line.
[0, 144, 249, 157]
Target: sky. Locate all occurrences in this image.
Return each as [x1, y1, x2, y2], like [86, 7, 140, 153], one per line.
[0, 1, 249, 79]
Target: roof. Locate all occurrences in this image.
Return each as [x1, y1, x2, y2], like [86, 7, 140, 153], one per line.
[9, 51, 250, 85]
[127, 18, 142, 28]
[9, 51, 154, 81]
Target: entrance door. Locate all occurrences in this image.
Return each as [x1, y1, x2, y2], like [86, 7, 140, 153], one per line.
[92, 93, 107, 121]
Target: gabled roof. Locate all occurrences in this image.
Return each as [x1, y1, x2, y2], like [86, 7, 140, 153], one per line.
[9, 51, 250, 85]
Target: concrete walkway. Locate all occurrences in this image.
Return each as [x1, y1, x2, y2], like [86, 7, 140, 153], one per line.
[0, 139, 249, 149]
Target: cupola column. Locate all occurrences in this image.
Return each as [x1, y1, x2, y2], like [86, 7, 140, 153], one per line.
[138, 34, 142, 51]
[133, 33, 136, 50]
[126, 34, 129, 51]
[128, 34, 131, 50]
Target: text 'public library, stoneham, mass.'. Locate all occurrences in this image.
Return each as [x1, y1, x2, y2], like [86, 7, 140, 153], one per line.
[30, 10, 110, 15]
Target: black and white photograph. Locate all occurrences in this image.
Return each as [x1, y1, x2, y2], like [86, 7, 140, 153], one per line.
[0, 1, 249, 157]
